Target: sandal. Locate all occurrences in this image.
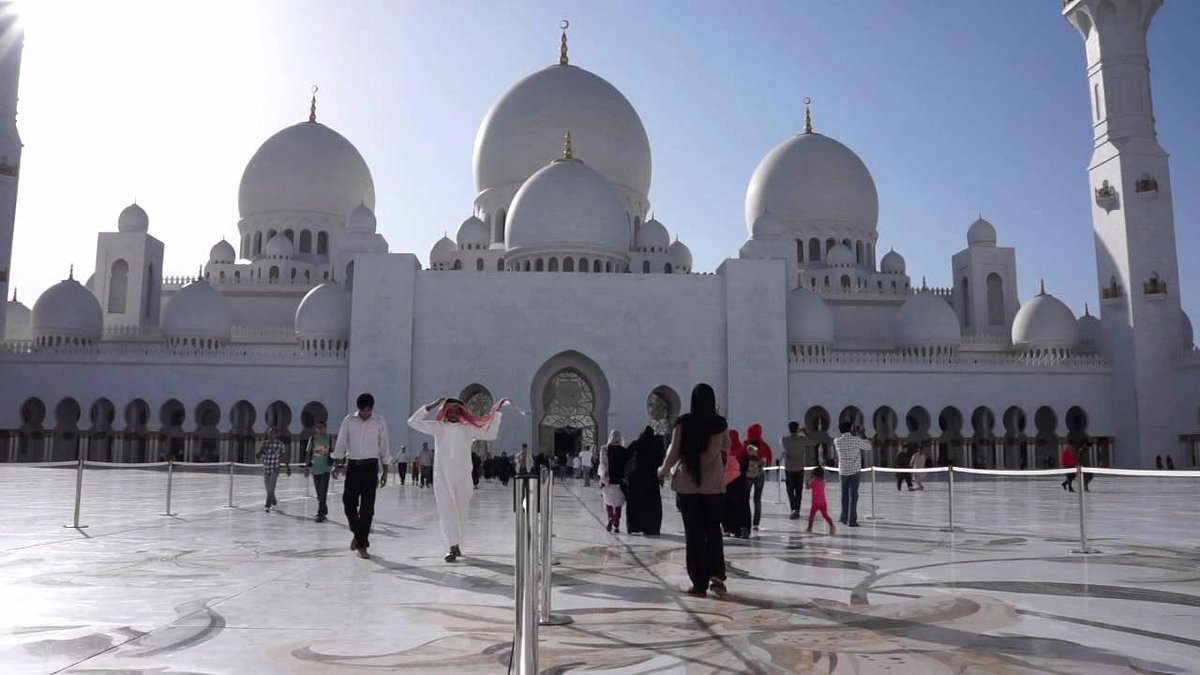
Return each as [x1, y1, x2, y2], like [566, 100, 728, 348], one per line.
[709, 577, 728, 596]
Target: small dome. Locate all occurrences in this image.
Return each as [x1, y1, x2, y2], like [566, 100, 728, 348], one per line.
[636, 217, 669, 251]
[265, 233, 294, 259]
[456, 216, 489, 249]
[430, 235, 457, 267]
[31, 277, 103, 344]
[1076, 307, 1101, 354]
[668, 239, 693, 272]
[209, 239, 236, 264]
[118, 203, 149, 233]
[162, 280, 232, 342]
[787, 289, 835, 346]
[880, 249, 906, 275]
[346, 203, 378, 234]
[5, 295, 32, 342]
[745, 131, 878, 240]
[505, 157, 630, 257]
[1183, 309, 1194, 351]
[895, 294, 961, 351]
[827, 243, 855, 267]
[1012, 286, 1078, 352]
[295, 282, 351, 339]
[750, 212, 785, 240]
[239, 121, 375, 220]
[968, 216, 997, 247]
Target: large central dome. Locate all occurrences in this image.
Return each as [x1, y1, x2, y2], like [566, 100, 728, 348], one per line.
[473, 64, 652, 199]
[239, 121, 375, 219]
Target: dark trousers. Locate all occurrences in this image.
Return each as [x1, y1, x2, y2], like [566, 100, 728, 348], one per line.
[313, 472, 330, 515]
[751, 474, 766, 526]
[411, 462, 420, 483]
[343, 460, 378, 549]
[677, 493, 725, 591]
[839, 473, 860, 525]
[263, 471, 279, 507]
[896, 472, 913, 490]
[420, 466, 433, 487]
[395, 462, 407, 485]
[785, 471, 804, 512]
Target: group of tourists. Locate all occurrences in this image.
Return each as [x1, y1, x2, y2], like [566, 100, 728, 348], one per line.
[588, 427, 667, 534]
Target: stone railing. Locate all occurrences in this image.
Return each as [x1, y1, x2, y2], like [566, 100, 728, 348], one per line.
[0, 341, 347, 364]
[789, 349, 1108, 371]
[230, 325, 298, 343]
[959, 332, 1012, 350]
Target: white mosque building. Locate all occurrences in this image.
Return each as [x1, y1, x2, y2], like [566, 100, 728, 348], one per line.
[0, 1, 1196, 469]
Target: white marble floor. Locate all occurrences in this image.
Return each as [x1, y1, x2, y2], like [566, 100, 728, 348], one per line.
[1, 465, 1198, 674]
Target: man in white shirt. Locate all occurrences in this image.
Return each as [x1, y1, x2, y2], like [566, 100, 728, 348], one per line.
[833, 421, 869, 527]
[334, 392, 389, 558]
[578, 446, 594, 486]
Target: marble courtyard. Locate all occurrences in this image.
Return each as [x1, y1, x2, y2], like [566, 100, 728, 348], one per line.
[2, 466, 1198, 674]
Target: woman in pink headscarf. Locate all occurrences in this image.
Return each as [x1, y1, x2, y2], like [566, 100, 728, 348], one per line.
[409, 396, 510, 562]
[722, 429, 752, 538]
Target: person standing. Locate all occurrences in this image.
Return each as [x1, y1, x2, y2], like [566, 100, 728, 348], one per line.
[394, 443, 408, 486]
[1060, 443, 1078, 492]
[333, 393, 389, 559]
[409, 396, 509, 562]
[780, 422, 808, 520]
[1166, 455, 1175, 470]
[304, 421, 333, 521]
[580, 445, 596, 485]
[895, 446, 914, 491]
[834, 421, 868, 527]
[625, 425, 665, 535]
[599, 430, 630, 532]
[410, 449, 421, 484]
[804, 466, 835, 535]
[471, 445, 482, 488]
[909, 445, 927, 491]
[744, 423, 773, 531]
[417, 442, 434, 488]
[658, 383, 729, 598]
[572, 453, 583, 482]
[257, 427, 289, 513]
[722, 429, 752, 538]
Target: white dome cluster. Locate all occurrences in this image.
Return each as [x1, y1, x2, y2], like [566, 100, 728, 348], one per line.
[880, 249, 906, 275]
[1012, 283, 1077, 358]
[455, 216, 488, 250]
[295, 282, 351, 351]
[894, 294, 961, 356]
[32, 276, 103, 347]
[264, 233, 295, 259]
[967, 216, 997, 247]
[118, 203, 149, 233]
[636, 217, 669, 253]
[162, 279, 232, 348]
[209, 239, 236, 264]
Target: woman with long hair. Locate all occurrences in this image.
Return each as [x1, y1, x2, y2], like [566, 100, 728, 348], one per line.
[659, 383, 729, 597]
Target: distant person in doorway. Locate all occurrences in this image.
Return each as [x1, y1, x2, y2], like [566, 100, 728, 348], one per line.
[805, 465, 835, 535]
[744, 423, 773, 531]
[410, 449, 421, 484]
[625, 425, 665, 535]
[722, 429, 752, 538]
[781, 422, 808, 520]
[659, 383, 729, 598]
[1060, 443, 1078, 492]
[599, 430, 630, 532]
[1166, 455, 1175, 470]
[471, 446, 482, 488]
[497, 452, 514, 485]
[334, 393, 389, 559]
[910, 445, 927, 491]
[834, 421, 868, 527]
[257, 427, 289, 513]
[896, 445, 914, 491]
[417, 442, 434, 488]
[304, 420, 333, 521]
[580, 445, 595, 486]
[409, 396, 510, 562]
[572, 453, 583, 482]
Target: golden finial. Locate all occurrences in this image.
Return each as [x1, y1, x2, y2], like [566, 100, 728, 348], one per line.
[69, 264, 74, 281]
[10, 287, 16, 302]
[803, 97, 813, 134]
[562, 130, 573, 160]
[1084, 302, 1091, 316]
[1039, 278, 1047, 295]
[309, 85, 319, 123]
[559, 20, 570, 65]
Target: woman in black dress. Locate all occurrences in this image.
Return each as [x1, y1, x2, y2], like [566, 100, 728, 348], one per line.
[625, 426, 665, 535]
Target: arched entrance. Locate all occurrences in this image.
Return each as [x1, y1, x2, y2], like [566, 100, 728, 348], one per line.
[530, 351, 610, 460]
[647, 386, 680, 437]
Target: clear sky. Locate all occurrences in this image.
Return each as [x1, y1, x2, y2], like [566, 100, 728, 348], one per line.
[9, 0, 1200, 323]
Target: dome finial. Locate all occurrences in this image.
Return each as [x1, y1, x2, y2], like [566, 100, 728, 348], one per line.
[559, 19, 570, 66]
[69, 264, 74, 281]
[921, 275, 927, 290]
[309, 85, 319, 123]
[1039, 278, 1047, 296]
[803, 97, 813, 134]
[1084, 302, 1091, 317]
[11, 287, 16, 302]
[562, 130, 574, 160]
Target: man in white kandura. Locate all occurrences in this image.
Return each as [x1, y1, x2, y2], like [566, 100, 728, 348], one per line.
[408, 396, 510, 562]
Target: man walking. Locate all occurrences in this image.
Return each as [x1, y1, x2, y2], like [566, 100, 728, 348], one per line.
[834, 421, 868, 527]
[417, 442, 434, 488]
[780, 422, 808, 520]
[304, 420, 333, 521]
[334, 393, 389, 559]
[256, 427, 289, 513]
[394, 443, 409, 486]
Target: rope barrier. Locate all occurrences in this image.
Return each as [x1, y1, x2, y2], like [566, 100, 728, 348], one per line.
[84, 460, 169, 468]
[0, 460, 78, 467]
[1087, 467, 1200, 477]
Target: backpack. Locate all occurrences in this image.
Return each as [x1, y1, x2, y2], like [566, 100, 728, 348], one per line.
[744, 442, 764, 480]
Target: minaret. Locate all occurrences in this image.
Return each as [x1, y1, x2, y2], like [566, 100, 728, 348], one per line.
[0, 1, 22, 342]
[1064, 0, 1182, 467]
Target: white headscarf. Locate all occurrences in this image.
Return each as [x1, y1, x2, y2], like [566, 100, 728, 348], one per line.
[608, 429, 624, 446]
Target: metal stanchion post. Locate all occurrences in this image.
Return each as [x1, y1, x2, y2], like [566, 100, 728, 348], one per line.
[538, 468, 572, 627]
[511, 471, 539, 674]
[64, 443, 88, 529]
[224, 459, 235, 508]
[162, 456, 177, 516]
[864, 466, 882, 520]
[1070, 463, 1097, 554]
[939, 466, 955, 532]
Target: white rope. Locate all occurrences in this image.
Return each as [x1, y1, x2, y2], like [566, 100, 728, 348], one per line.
[1087, 467, 1200, 477]
[0, 460, 78, 467]
[175, 461, 234, 468]
[870, 466, 950, 475]
[953, 466, 1073, 477]
[84, 460, 168, 468]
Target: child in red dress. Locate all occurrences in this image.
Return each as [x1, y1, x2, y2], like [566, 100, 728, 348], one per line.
[805, 466, 836, 535]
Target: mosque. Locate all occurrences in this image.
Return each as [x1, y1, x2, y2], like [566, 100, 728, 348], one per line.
[0, 1, 1195, 470]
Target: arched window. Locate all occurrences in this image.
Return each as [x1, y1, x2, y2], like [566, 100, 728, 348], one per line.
[605, 261, 612, 273]
[840, 274, 851, 289]
[665, 262, 673, 273]
[826, 238, 837, 254]
[475, 258, 484, 271]
[580, 258, 589, 273]
[452, 259, 463, 271]
[962, 276, 971, 327]
[107, 259, 128, 313]
[240, 235, 249, 259]
[593, 260, 602, 273]
[253, 232, 263, 255]
[497, 258, 505, 271]
[987, 273, 1005, 326]
[642, 260, 650, 273]
[299, 230, 312, 253]
[269, 266, 280, 282]
[535, 258, 544, 272]
[855, 241, 863, 264]
[548, 257, 559, 272]
[495, 209, 507, 244]
[797, 239, 804, 263]
[284, 229, 294, 243]
[290, 267, 297, 281]
[564, 257, 575, 272]
[809, 238, 820, 262]
[268, 229, 277, 241]
[317, 231, 329, 255]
